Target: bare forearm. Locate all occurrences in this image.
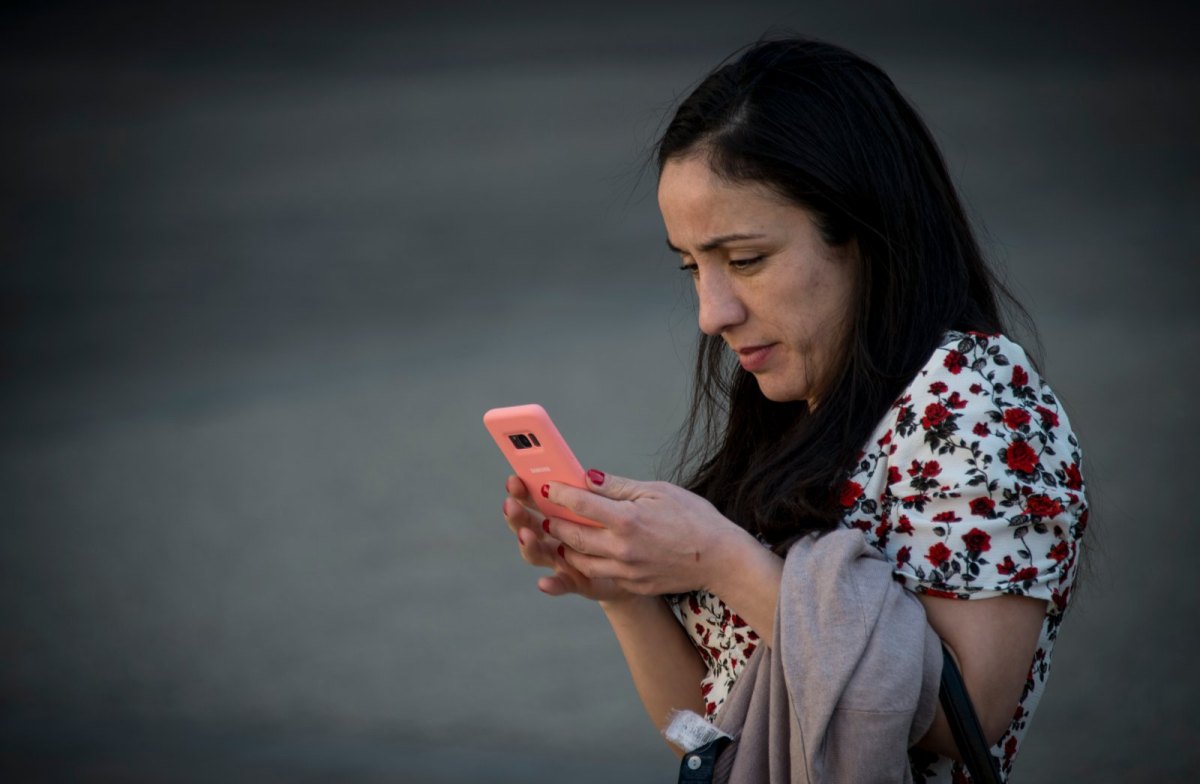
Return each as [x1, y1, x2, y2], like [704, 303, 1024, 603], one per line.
[705, 525, 784, 647]
[600, 594, 707, 754]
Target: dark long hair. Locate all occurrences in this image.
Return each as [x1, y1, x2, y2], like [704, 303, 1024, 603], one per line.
[658, 37, 1032, 546]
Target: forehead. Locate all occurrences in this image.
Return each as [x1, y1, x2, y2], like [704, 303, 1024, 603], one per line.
[657, 156, 797, 240]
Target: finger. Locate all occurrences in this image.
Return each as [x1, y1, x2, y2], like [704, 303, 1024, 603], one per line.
[519, 525, 563, 567]
[581, 469, 645, 501]
[559, 546, 628, 583]
[508, 506, 560, 566]
[542, 546, 600, 594]
[537, 572, 572, 596]
[502, 496, 536, 534]
[506, 474, 531, 500]
[544, 515, 616, 558]
[544, 477, 637, 529]
[503, 494, 550, 537]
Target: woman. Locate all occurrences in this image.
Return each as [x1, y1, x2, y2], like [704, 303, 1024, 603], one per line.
[501, 37, 1086, 782]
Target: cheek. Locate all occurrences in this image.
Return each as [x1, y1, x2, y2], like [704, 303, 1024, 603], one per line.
[777, 276, 834, 343]
[809, 262, 856, 333]
[778, 269, 853, 365]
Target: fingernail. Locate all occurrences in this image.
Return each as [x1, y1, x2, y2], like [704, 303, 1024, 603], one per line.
[517, 528, 528, 546]
[557, 544, 565, 558]
[542, 518, 551, 534]
[587, 469, 606, 485]
[540, 484, 549, 498]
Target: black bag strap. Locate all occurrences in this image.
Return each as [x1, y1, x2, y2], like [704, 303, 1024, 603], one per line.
[939, 644, 1003, 784]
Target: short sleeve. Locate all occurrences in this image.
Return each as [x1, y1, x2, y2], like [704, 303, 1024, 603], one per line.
[875, 332, 1087, 611]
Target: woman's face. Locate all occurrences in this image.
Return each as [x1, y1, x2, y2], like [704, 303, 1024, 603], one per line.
[657, 155, 858, 405]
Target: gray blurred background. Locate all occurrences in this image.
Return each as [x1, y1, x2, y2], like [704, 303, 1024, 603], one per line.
[2, 2, 1197, 781]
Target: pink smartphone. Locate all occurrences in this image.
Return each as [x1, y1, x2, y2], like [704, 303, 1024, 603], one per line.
[483, 403, 603, 527]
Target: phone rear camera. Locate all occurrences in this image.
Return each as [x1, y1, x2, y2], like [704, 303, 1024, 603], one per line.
[509, 434, 533, 449]
[527, 432, 541, 447]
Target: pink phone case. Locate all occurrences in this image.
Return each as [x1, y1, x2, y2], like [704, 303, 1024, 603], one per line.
[483, 404, 603, 527]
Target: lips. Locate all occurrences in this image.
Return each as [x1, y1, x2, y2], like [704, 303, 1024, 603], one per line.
[735, 343, 775, 372]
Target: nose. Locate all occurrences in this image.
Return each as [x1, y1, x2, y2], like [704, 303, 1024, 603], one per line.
[696, 271, 747, 337]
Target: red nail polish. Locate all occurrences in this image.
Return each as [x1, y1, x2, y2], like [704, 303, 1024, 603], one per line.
[587, 469, 605, 486]
[540, 484, 549, 498]
[557, 544, 565, 558]
[542, 518, 551, 534]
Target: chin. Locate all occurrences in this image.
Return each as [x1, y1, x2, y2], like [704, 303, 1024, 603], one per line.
[753, 376, 809, 405]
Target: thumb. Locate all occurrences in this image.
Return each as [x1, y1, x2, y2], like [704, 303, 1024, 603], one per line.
[584, 468, 643, 500]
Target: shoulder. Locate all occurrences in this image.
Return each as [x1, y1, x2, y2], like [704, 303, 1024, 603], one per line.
[853, 331, 1088, 607]
[890, 331, 1070, 458]
[889, 330, 1085, 510]
[895, 331, 1037, 418]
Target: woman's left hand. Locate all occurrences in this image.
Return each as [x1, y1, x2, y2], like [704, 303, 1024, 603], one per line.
[541, 469, 740, 597]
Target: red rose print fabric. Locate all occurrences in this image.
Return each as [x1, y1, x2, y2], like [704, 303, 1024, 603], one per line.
[670, 332, 1087, 783]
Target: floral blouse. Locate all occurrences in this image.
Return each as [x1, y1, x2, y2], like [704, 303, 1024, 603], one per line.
[670, 331, 1088, 782]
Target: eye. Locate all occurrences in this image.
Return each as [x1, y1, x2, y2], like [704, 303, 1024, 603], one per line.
[730, 256, 765, 270]
[678, 261, 699, 276]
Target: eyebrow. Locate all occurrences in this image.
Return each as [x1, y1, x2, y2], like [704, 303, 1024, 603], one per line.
[665, 233, 768, 254]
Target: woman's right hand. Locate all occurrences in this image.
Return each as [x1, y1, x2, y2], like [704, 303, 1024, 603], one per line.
[502, 474, 633, 604]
